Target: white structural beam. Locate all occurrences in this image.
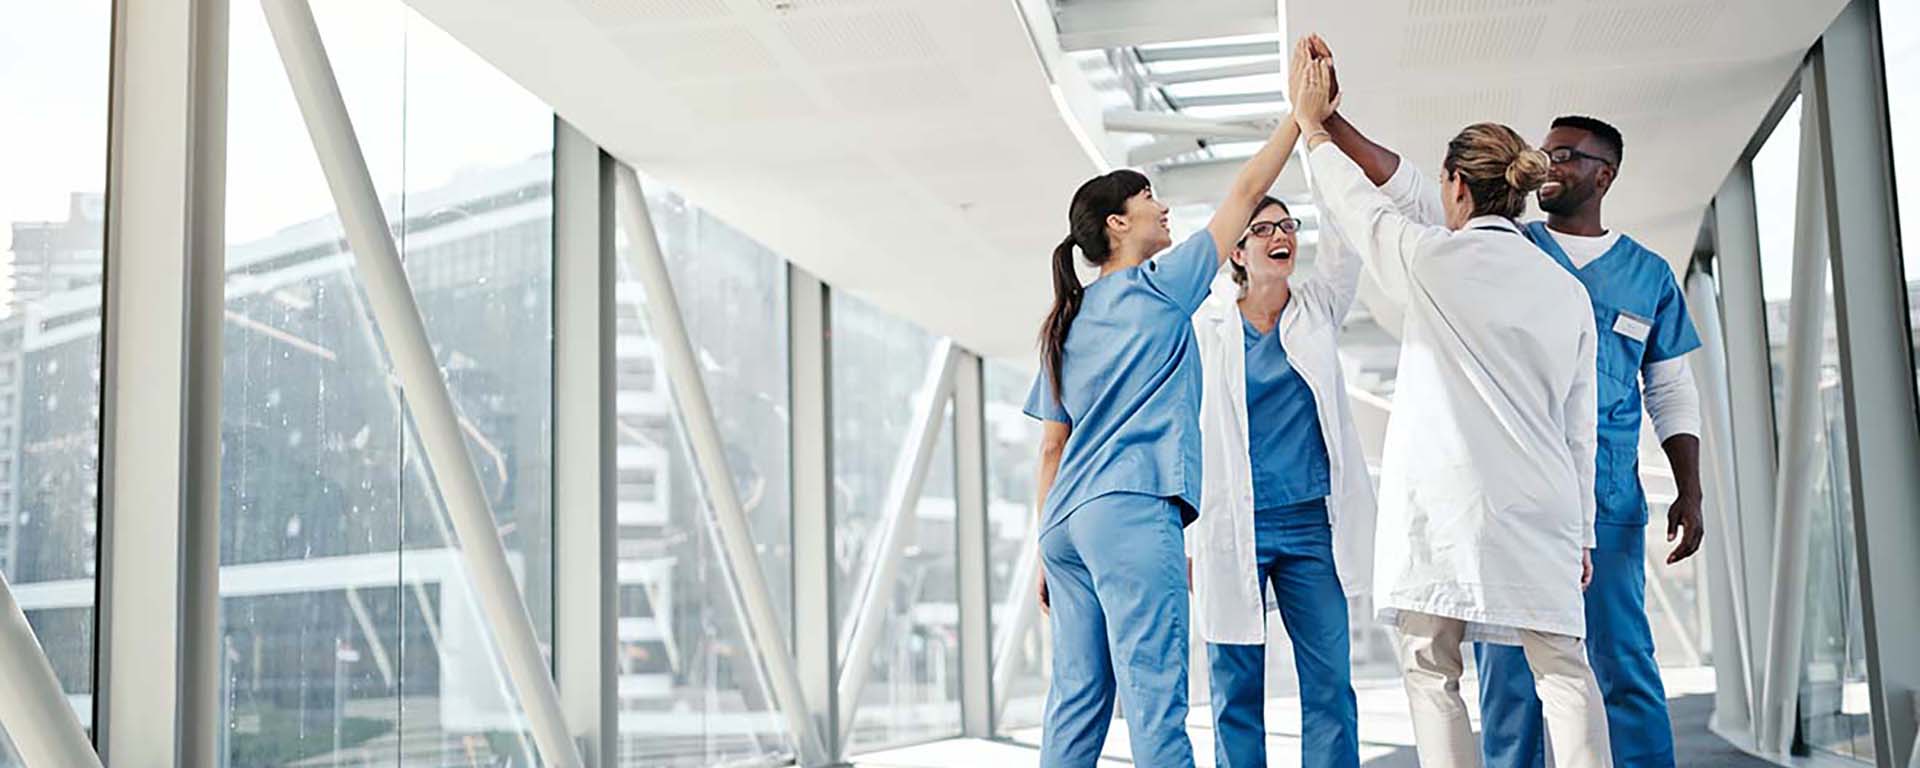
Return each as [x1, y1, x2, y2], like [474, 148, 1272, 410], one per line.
[96, 0, 228, 763]
[1055, 0, 1276, 51]
[553, 119, 618, 766]
[1105, 109, 1273, 141]
[1712, 163, 1779, 726]
[258, 2, 582, 766]
[1128, 136, 1208, 168]
[1150, 155, 1310, 208]
[789, 266, 841, 762]
[1687, 267, 1757, 736]
[1756, 79, 1828, 757]
[613, 165, 829, 765]
[0, 572, 101, 767]
[1810, 2, 1920, 761]
[837, 341, 961, 741]
[952, 353, 993, 737]
[1149, 58, 1282, 86]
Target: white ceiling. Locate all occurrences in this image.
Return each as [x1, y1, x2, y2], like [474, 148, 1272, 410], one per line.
[403, 0, 1845, 363]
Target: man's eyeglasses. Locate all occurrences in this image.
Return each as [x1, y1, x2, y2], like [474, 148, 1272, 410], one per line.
[1546, 146, 1615, 167]
[1245, 218, 1301, 239]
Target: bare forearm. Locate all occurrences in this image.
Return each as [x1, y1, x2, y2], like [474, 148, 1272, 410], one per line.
[1034, 452, 1062, 525]
[1661, 434, 1702, 499]
[1324, 112, 1400, 186]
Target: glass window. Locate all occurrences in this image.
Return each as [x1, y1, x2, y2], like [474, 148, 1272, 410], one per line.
[1882, 0, 1920, 407]
[1751, 93, 1874, 762]
[831, 292, 962, 752]
[613, 177, 795, 766]
[0, 0, 111, 753]
[220, 2, 553, 764]
[985, 361, 1048, 733]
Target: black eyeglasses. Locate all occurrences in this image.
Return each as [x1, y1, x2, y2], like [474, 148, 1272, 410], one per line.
[1546, 146, 1615, 167]
[1245, 218, 1300, 239]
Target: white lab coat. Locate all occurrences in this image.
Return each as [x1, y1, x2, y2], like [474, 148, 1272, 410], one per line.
[1305, 142, 1599, 643]
[1187, 202, 1378, 646]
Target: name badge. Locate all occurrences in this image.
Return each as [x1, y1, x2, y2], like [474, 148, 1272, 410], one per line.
[1612, 311, 1653, 343]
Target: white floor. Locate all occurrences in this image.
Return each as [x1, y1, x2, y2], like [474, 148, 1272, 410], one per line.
[853, 668, 1719, 767]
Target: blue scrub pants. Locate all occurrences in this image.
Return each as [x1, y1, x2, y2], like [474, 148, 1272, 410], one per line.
[1039, 492, 1195, 768]
[1475, 522, 1674, 768]
[1206, 499, 1359, 768]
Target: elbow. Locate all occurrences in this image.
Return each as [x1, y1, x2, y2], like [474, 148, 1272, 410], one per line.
[1038, 437, 1068, 464]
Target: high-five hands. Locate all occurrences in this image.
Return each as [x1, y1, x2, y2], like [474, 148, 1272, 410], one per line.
[1293, 57, 1340, 134]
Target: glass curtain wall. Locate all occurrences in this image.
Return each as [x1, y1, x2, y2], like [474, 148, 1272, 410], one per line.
[220, 2, 553, 764]
[0, 1, 113, 763]
[611, 176, 795, 767]
[831, 292, 962, 752]
[1750, 92, 1873, 762]
[984, 361, 1047, 733]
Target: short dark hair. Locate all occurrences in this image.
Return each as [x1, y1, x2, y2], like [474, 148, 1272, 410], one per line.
[1551, 115, 1623, 165]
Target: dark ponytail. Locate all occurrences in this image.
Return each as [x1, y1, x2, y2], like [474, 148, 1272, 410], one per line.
[1039, 170, 1150, 402]
[1041, 235, 1083, 403]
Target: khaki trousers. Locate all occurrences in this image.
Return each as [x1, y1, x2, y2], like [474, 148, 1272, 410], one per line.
[1395, 612, 1613, 768]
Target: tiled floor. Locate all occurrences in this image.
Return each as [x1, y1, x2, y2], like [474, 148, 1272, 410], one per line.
[854, 668, 1773, 767]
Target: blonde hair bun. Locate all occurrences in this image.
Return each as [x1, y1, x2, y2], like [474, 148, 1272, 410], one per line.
[1505, 148, 1550, 193]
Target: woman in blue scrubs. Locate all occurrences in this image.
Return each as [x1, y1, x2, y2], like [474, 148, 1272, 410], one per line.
[1187, 190, 1375, 768]
[1025, 43, 1311, 768]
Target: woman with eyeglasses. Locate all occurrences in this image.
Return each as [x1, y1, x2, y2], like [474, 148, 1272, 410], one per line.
[1184, 183, 1377, 768]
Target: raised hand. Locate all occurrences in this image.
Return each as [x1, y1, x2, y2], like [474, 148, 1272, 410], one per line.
[1288, 37, 1314, 103]
[1294, 59, 1340, 132]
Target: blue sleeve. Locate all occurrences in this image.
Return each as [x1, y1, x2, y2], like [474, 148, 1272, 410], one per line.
[1142, 230, 1221, 314]
[1646, 266, 1703, 363]
[1023, 370, 1070, 424]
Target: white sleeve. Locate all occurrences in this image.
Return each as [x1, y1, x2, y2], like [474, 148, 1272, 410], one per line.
[1642, 356, 1701, 442]
[1567, 309, 1599, 549]
[1378, 157, 1446, 227]
[1306, 142, 1449, 308]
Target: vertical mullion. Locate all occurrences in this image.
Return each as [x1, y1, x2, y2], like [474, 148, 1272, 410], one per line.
[788, 266, 842, 764]
[952, 352, 993, 737]
[96, 0, 228, 762]
[552, 118, 616, 766]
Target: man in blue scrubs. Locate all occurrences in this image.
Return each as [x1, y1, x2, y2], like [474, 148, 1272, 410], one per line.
[1473, 116, 1707, 768]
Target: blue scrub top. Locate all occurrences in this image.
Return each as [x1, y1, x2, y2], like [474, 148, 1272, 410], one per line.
[1025, 230, 1219, 535]
[1241, 313, 1330, 509]
[1524, 222, 1702, 525]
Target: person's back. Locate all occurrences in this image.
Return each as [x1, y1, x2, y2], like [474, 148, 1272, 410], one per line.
[1392, 225, 1593, 547]
[1296, 60, 1611, 763]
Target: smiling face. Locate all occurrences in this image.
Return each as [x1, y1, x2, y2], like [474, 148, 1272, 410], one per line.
[1107, 187, 1172, 255]
[1538, 124, 1617, 216]
[1232, 199, 1298, 285]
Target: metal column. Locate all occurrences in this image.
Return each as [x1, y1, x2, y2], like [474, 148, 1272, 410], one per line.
[953, 353, 995, 737]
[614, 166, 829, 765]
[1687, 267, 1757, 736]
[789, 266, 843, 764]
[1811, 2, 1920, 761]
[258, 1, 582, 765]
[1712, 163, 1780, 727]
[552, 119, 618, 766]
[1757, 74, 1829, 756]
[96, 0, 228, 763]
